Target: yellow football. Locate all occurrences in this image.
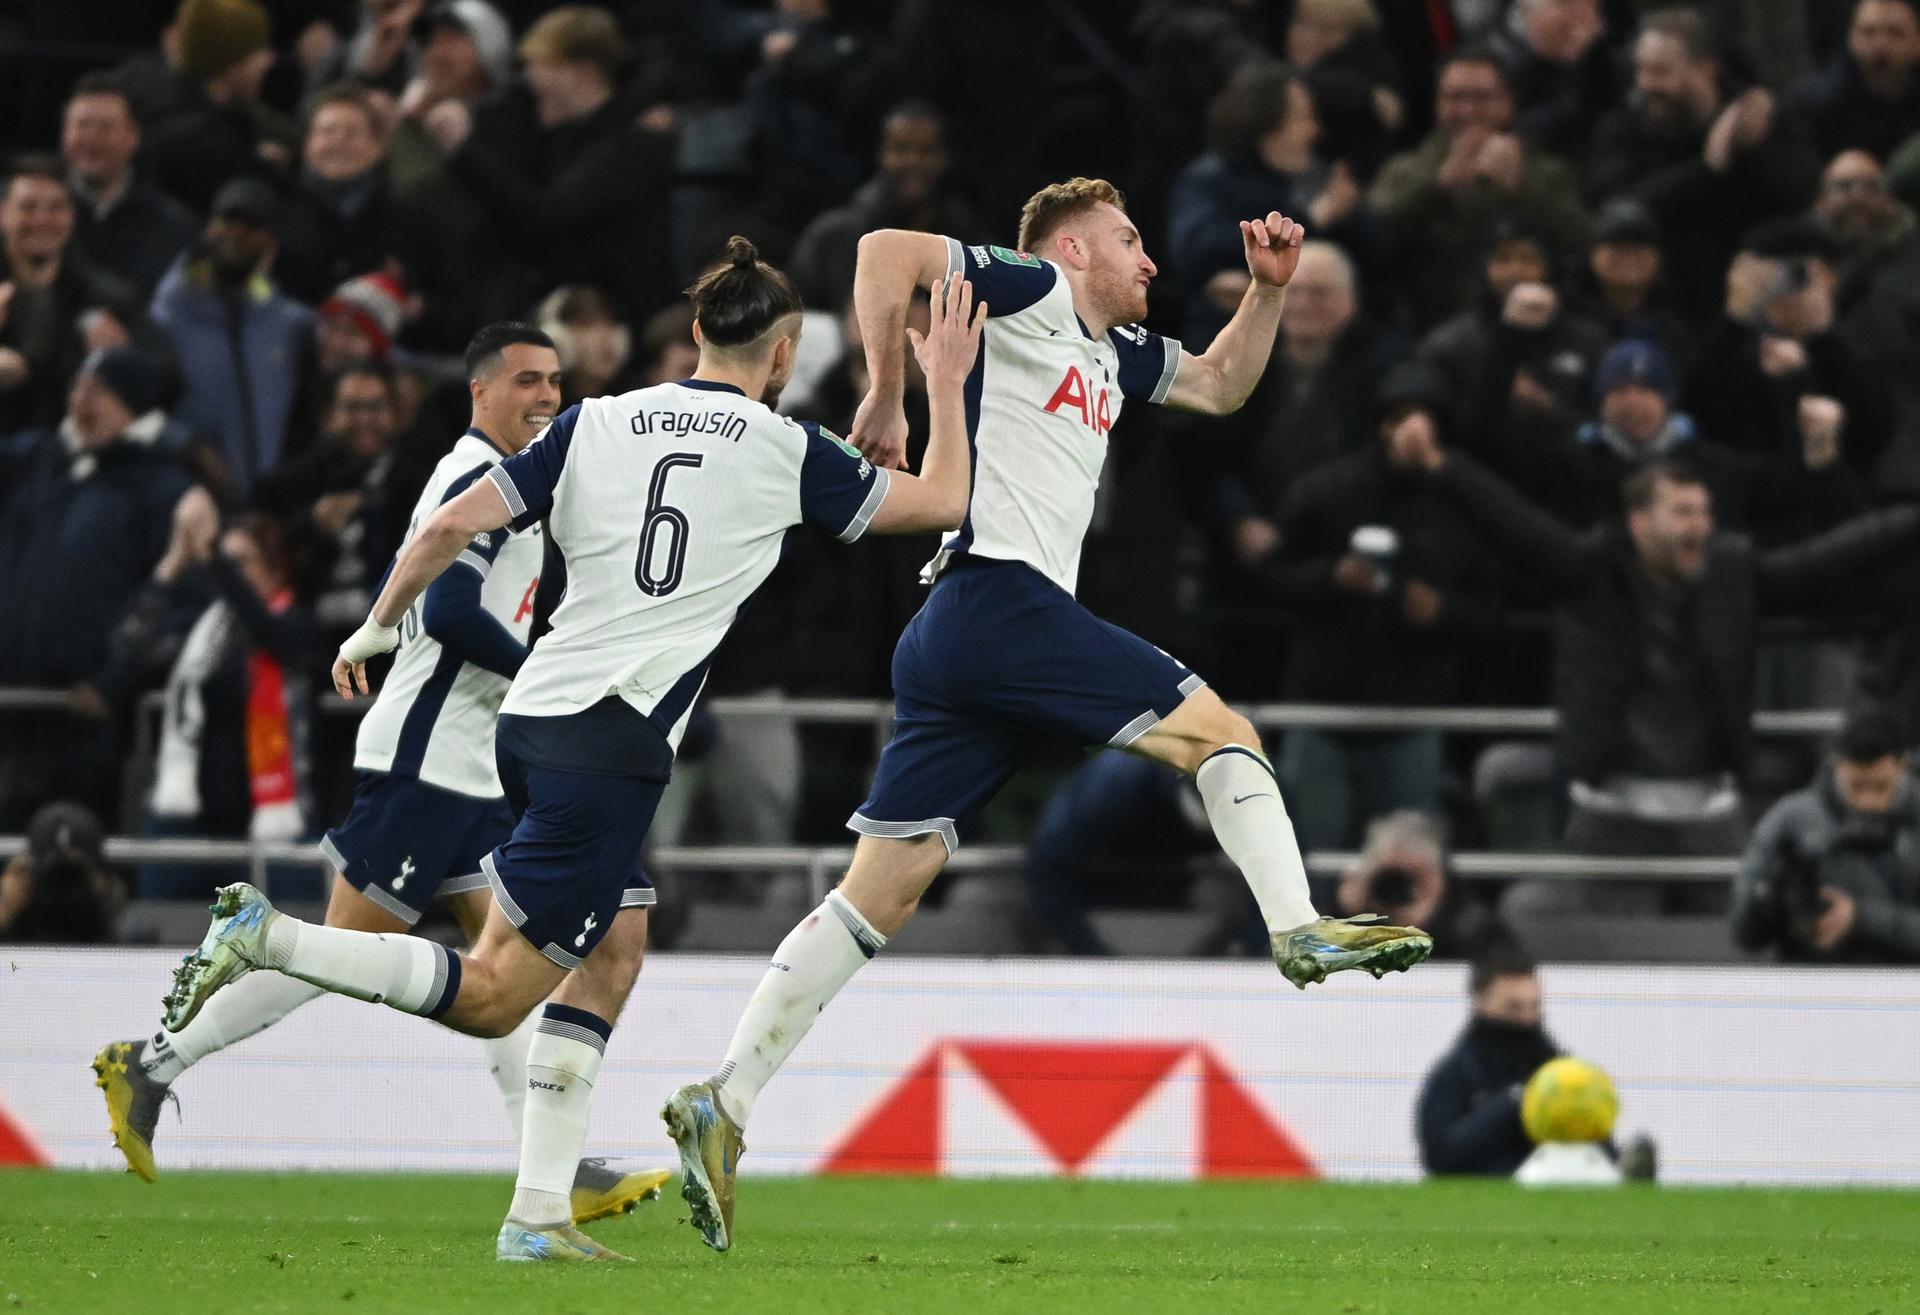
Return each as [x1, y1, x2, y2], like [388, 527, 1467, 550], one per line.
[1521, 1057, 1619, 1145]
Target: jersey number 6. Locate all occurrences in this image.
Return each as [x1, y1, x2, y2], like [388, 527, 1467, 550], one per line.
[635, 452, 704, 597]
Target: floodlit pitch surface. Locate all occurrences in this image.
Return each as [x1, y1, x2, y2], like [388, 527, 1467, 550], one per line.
[2, 1173, 1915, 1314]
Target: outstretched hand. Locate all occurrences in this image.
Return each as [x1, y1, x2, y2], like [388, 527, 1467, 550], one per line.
[1241, 212, 1306, 288]
[906, 272, 986, 392]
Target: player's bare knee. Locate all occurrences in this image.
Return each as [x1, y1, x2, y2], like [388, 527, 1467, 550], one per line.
[1219, 711, 1263, 758]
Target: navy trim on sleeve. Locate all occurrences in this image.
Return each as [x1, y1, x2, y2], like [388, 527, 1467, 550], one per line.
[946, 236, 1057, 318]
[796, 420, 890, 542]
[1108, 324, 1183, 403]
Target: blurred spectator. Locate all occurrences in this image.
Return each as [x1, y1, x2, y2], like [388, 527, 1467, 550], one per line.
[1567, 197, 1699, 379]
[1335, 811, 1505, 958]
[1257, 369, 1505, 849]
[1811, 150, 1919, 312]
[1368, 45, 1590, 329]
[537, 285, 640, 405]
[1127, 0, 1267, 237]
[60, 74, 199, 302]
[1403, 445, 1920, 915]
[1488, 0, 1615, 164]
[314, 271, 407, 374]
[305, 0, 430, 96]
[1020, 753, 1237, 957]
[274, 88, 459, 343]
[1787, 0, 1920, 163]
[0, 350, 196, 826]
[122, 0, 283, 213]
[422, 5, 678, 322]
[1588, 8, 1821, 322]
[729, 0, 898, 227]
[0, 803, 122, 943]
[1462, 312, 1862, 538]
[1732, 704, 1920, 964]
[0, 157, 144, 435]
[1684, 218, 1895, 485]
[151, 178, 316, 501]
[1171, 61, 1379, 344]
[633, 301, 701, 388]
[384, 0, 530, 325]
[1203, 241, 1406, 547]
[789, 102, 983, 312]
[253, 362, 410, 633]
[123, 513, 320, 897]
[1284, 0, 1406, 181]
[1420, 222, 1609, 421]
[1416, 947, 1560, 1176]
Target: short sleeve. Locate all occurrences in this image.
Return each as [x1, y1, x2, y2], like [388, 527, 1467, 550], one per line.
[440, 464, 511, 576]
[487, 403, 581, 531]
[797, 421, 891, 542]
[944, 236, 1057, 317]
[1107, 324, 1183, 404]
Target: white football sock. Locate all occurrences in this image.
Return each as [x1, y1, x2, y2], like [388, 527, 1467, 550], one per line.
[262, 916, 462, 1017]
[140, 972, 325, 1086]
[710, 889, 884, 1127]
[483, 1007, 541, 1137]
[506, 1005, 609, 1228]
[1195, 745, 1319, 932]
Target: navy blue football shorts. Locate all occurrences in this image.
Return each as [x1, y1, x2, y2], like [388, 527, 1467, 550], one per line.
[481, 701, 664, 970]
[851, 555, 1206, 854]
[323, 771, 515, 925]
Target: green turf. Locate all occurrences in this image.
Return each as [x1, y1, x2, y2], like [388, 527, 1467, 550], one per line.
[1, 1171, 1915, 1314]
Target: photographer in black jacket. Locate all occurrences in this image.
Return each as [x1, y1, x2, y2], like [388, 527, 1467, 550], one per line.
[1732, 705, 1920, 963]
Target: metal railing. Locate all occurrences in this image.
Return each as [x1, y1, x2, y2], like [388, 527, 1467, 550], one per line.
[0, 833, 1739, 907]
[0, 687, 1847, 741]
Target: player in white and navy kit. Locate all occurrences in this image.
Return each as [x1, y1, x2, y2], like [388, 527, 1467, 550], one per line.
[663, 180, 1436, 1253]
[161, 242, 985, 1261]
[94, 326, 667, 1224]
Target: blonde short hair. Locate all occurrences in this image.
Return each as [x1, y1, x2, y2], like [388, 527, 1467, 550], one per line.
[1016, 177, 1126, 255]
[519, 5, 625, 74]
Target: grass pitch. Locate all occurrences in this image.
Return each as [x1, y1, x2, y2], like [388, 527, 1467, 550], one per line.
[0, 1171, 1914, 1314]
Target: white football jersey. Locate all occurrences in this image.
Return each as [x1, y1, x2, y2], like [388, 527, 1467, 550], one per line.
[489, 380, 889, 749]
[355, 430, 542, 797]
[926, 237, 1182, 594]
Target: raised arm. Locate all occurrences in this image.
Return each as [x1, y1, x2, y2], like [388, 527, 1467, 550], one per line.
[332, 477, 513, 697]
[1163, 212, 1302, 416]
[867, 272, 985, 535]
[849, 228, 953, 471]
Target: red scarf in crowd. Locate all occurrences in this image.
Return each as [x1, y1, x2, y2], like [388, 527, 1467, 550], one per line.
[245, 587, 302, 839]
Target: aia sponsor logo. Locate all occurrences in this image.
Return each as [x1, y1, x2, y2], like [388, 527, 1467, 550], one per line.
[1043, 366, 1111, 437]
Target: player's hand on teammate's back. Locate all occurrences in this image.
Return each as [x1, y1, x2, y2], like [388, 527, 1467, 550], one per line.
[906, 272, 986, 392]
[1241, 212, 1306, 288]
[333, 617, 401, 699]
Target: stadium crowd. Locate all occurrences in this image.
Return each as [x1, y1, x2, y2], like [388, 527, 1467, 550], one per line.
[4, 0, 1920, 962]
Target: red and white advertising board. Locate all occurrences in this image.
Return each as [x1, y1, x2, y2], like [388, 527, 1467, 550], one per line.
[2, 950, 1915, 1184]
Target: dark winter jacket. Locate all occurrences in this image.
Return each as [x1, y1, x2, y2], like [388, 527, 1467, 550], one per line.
[1262, 445, 1506, 706]
[1586, 102, 1820, 321]
[1732, 769, 1920, 963]
[0, 427, 192, 686]
[1788, 55, 1920, 164]
[69, 175, 200, 302]
[1432, 453, 1920, 785]
[1416, 1016, 1561, 1176]
[0, 253, 144, 435]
